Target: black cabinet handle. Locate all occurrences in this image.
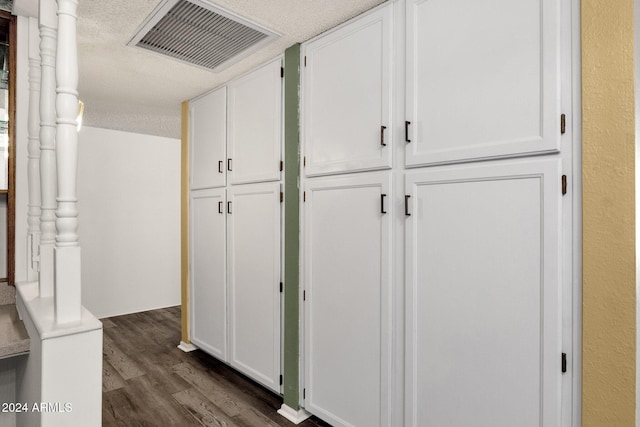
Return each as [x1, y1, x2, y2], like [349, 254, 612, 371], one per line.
[227, 201, 232, 214]
[218, 160, 223, 173]
[405, 121, 411, 143]
[381, 194, 387, 214]
[218, 201, 222, 214]
[405, 195, 411, 216]
[381, 126, 387, 146]
[227, 158, 232, 171]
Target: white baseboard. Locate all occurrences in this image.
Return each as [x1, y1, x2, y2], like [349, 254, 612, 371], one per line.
[177, 341, 197, 352]
[277, 404, 312, 424]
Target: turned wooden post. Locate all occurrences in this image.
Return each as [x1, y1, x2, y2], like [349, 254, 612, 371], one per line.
[54, 0, 80, 323]
[38, 0, 57, 297]
[27, 17, 41, 281]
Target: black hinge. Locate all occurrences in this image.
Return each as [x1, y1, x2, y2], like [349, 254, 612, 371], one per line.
[303, 156, 306, 167]
[303, 290, 306, 301]
[280, 160, 283, 171]
[303, 388, 306, 399]
[279, 375, 283, 385]
[561, 353, 567, 373]
[562, 175, 567, 195]
[304, 56, 307, 67]
[280, 282, 283, 293]
[280, 192, 284, 203]
[303, 191, 306, 202]
[280, 67, 284, 78]
[560, 114, 566, 134]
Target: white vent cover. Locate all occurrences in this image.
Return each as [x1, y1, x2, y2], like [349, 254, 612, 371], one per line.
[128, 0, 279, 72]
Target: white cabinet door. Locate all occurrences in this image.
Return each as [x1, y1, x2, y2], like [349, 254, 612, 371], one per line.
[227, 182, 281, 392]
[189, 188, 227, 360]
[405, 158, 562, 427]
[304, 172, 392, 427]
[406, 0, 561, 166]
[190, 87, 226, 189]
[227, 59, 282, 185]
[303, 4, 393, 176]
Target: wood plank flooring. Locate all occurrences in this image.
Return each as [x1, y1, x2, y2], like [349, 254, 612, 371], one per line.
[102, 307, 331, 427]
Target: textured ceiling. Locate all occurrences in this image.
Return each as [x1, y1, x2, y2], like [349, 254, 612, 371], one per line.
[77, 0, 386, 139]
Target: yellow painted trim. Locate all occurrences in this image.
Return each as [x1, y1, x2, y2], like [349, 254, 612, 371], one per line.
[181, 101, 190, 343]
[582, 0, 635, 424]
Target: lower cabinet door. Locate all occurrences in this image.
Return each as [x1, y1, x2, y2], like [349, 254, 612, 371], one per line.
[304, 172, 392, 427]
[227, 182, 282, 392]
[189, 188, 227, 360]
[405, 158, 562, 427]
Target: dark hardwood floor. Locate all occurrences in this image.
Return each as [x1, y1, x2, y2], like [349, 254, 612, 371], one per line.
[102, 307, 331, 427]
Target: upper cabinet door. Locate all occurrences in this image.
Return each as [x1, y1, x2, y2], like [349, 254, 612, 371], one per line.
[303, 3, 393, 176]
[406, 0, 561, 167]
[190, 87, 226, 189]
[227, 59, 283, 185]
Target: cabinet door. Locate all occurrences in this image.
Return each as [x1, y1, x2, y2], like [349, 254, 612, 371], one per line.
[227, 59, 282, 185]
[406, 0, 561, 166]
[303, 4, 393, 176]
[189, 188, 227, 360]
[190, 87, 226, 189]
[405, 158, 562, 427]
[227, 182, 281, 392]
[304, 172, 392, 427]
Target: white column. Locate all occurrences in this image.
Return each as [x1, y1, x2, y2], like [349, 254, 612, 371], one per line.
[38, 0, 57, 298]
[54, 0, 80, 324]
[27, 18, 41, 281]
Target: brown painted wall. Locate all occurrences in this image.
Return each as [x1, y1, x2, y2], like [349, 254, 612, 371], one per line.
[582, 0, 636, 424]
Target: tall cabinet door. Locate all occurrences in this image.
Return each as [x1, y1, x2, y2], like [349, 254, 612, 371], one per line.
[190, 87, 226, 189]
[227, 182, 281, 392]
[406, 0, 561, 166]
[405, 158, 562, 427]
[189, 188, 227, 360]
[303, 3, 393, 176]
[227, 59, 282, 185]
[304, 172, 392, 427]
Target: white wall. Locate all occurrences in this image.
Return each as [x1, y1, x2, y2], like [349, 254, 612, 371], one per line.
[77, 126, 181, 318]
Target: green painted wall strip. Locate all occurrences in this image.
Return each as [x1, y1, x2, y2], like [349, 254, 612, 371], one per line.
[283, 43, 301, 410]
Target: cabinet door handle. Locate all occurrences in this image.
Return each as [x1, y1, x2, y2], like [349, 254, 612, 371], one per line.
[227, 158, 232, 171]
[381, 194, 387, 214]
[405, 121, 411, 143]
[380, 126, 387, 146]
[227, 201, 232, 214]
[218, 201, 223, 214]
[405, 195, 411, 216]
[218, 160, 223, 173]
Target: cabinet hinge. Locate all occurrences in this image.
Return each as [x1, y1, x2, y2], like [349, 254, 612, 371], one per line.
[280, 282, 283, 293]
[562, 175, 567, 195]
[303, 290, 306, 301]
[280, 192, 284, 203]
[560, 114, 566, 134]
[280, 67, 284, 78]
[303, 191, 306, 202]
[280, 375, 283, 385]
[304, 56, 307, 67]
[303, 156, 306, 167]
[303, 388, 306, 399]
[561, 353, 567, 373]
[280, 160, 283, 171]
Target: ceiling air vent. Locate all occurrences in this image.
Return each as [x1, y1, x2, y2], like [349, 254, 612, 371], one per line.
[128, 0, 279, 72]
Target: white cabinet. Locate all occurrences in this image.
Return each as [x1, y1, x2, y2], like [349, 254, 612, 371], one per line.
[404, 158, 562, 427]
[228, 59, 283, 185]
[227, 182, 282, 392]
[303, 172, 392, 427]
[189, 188, 227, 360]
[190, 87, 226, 189]
[302, 4, 393, 176]
[405, 0, 561, 166]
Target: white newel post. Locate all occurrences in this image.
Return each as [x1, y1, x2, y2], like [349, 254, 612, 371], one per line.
[27, 18, 41, 282]
[39, 0, 57, 297]
[54, 0, 80, 324]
